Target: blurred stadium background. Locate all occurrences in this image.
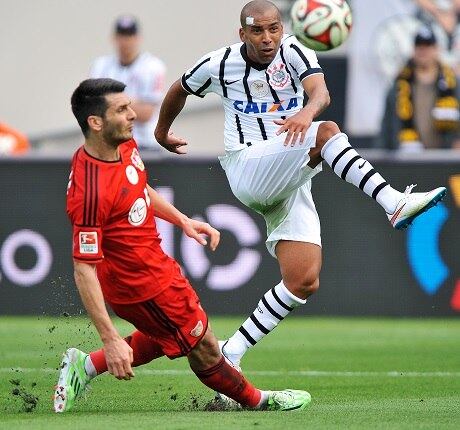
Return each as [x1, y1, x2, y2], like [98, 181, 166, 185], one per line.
[1, 0, 459, 427]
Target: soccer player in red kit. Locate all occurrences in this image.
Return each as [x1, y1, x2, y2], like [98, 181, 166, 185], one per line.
[53, 78, 311, 413]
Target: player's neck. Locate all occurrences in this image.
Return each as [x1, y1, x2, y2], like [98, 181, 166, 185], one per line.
[84, 138, 120, 162]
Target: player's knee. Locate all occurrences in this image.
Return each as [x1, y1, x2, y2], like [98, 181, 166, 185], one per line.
[302, 277, 320, 297]
[188, 328, 221, 371]
[316, 121, 341, 149]
[294, 275, 320, 298]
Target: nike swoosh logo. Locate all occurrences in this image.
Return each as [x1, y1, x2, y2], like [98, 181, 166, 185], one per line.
[359, 161, 366, 169]
[224, 79, 240, 85]
[390, 203, 406, 224]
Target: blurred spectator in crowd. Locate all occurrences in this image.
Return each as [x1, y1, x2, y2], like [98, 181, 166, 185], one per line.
[415, 0, 460, 74]
[379, 26, 460, 150]
[90, 15, 166, 152]
[0, 122, 30, 156]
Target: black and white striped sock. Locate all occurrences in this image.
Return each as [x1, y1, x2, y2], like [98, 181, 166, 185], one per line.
[224, 282, 305, 361]
[321, 133, 403, 214]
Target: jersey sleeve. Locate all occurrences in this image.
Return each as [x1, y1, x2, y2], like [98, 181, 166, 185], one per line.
[66, 158, 106, 264]
[181, 52, 213, 98]
[138, 58, 167, 104]
[284, 36, 323, 82]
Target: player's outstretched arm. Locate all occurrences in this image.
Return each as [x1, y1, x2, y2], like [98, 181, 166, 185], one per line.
[147, 185, 220, 251]
[154, 79, 190, 154]
[73, 261, 134, 380]
[274, 74, 330, 146]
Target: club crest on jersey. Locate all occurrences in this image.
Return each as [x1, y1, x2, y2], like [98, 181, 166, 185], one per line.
[131, 148, 145, 171]
[250, 80, 269, 98]
[79, 232, 98, 254]
[267, 63, 289, 88]
[190, 320, 203, 337]
[233, 97, 298, 114]
[128, 198, 147, 226]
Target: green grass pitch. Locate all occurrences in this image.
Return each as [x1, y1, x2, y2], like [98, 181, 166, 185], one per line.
[0, 316, 459, 429]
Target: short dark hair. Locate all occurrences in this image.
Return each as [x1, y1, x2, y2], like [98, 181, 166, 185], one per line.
[414, 26, 437, 46]
[71, 78, 126, 137]
[114, 15, 139, 36]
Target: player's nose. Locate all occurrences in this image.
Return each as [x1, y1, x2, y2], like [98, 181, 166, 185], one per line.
[128, 106, 137, 121]
[262, 31, 272, 43]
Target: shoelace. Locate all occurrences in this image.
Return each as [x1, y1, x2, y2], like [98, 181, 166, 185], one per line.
[404, 184, 417, 195]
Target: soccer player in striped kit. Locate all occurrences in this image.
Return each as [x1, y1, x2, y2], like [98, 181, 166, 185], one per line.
[155, 0, 446, 382]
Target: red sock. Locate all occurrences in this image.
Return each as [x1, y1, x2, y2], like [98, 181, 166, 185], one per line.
[194, 356, 261, 408]
[89, 330, 164, 375]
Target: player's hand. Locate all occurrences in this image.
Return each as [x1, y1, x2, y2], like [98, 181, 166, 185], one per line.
[274, 110, 313, 147]
[103, 337, 135, 380]
[156, 131, 188, 155]
[182, 218, 220, 251]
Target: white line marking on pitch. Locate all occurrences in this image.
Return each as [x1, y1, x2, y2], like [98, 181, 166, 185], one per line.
[1, 368, 459, 377]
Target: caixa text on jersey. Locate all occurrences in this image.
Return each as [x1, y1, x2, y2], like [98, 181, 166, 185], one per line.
[233, 97, 299, 114]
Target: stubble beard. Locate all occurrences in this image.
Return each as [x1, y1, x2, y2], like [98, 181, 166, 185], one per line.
[102, 124, 131, 148]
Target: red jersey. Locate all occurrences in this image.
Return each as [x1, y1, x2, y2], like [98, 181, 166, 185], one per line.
[66, 140, 177, 304]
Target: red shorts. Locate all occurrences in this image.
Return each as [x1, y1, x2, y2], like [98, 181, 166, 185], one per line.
[107, 268, 208, 359]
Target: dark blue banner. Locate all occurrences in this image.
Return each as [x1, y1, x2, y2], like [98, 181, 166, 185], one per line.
[0, 157, 459, 316]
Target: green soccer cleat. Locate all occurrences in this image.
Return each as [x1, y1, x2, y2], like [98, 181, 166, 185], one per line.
[265, 389, 312, 411]
[53, 347, 91, 413]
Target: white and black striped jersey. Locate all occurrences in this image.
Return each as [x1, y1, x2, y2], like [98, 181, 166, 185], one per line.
[181, 34, 323, 152]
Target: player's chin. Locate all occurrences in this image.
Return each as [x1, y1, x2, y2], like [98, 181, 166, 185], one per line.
[113, 132, 133, 146]
[123, 130, 134, 140]
[259, 50, 276, 64]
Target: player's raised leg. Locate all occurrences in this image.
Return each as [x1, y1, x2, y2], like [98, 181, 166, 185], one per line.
[53, 330, 164, 413]
[223, 121, 447, 368]
[311, 121, 447, 229]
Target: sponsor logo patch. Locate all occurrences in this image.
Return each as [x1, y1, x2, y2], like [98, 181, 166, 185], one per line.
[126, 165, 139, 185]
[250, 80, 269, 98]
[128, 198, 147, 226]
[79, 232, 98, 254]
[233, 97, 298, 114]
[190, 320, 204, 337]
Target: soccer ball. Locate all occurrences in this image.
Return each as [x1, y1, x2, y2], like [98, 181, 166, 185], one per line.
[290, 0, 352, 51]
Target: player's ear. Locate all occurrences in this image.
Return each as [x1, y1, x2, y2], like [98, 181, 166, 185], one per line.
[87, 115, 103, 133]
[239, 27, 246, 43]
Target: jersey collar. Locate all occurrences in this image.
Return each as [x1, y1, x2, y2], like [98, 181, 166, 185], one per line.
[83, 147, 122, 164]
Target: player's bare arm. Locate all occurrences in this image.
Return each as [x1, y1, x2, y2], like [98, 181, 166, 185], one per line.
[73, 261, 134, 380]
[147, 185, 220, 251]
[274, 74, 330, 146]
[154, 80, 189, 154]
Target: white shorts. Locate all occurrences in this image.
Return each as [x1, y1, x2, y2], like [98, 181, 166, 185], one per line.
[219, 121, 323, 257]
